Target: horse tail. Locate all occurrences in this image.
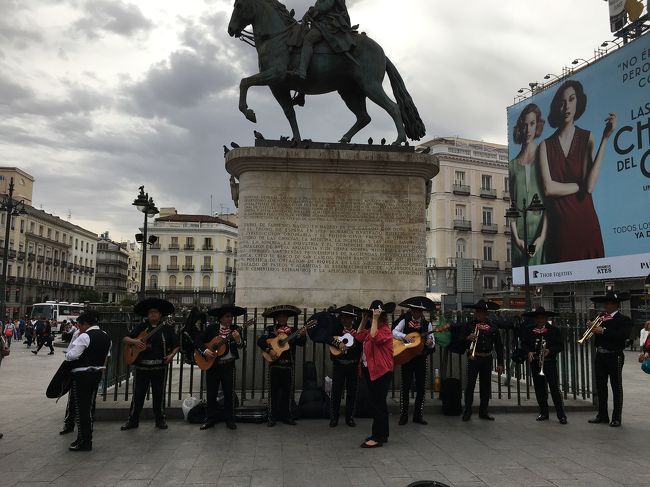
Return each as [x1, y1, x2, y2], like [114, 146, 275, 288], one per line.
[385, 58, 426, 141]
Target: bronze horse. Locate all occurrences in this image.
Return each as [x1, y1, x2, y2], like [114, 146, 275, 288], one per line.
[227, 0, 425, 145]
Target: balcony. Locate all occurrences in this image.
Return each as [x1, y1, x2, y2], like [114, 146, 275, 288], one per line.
[45, 257, 52, 265]
[505, 261, 512, 270]
[37, 255, 44, 263]
[53, 259, 60, 266]
[182, 265, 195, 271]
[202, 245, 213, 251]
[184, 244, 195, 251]
[149, 264, 161, 271]
[225, 266, 233, 274]
[201, 265, 213, 271]
[453, 219, 471, 231]
[169, 243, 180, 250]
[226, 246, 233, 253]
[481, 223, 498, 234]
[67, 262, 74, 269]
[426, 258, 436, 268]
[480, 187, 497, 199]
[502, 190, 510, 201]
[452, 184, 470, 196]
[150, 243, 161, 249]
[28, 252, 35, 262]
[482, 260, 499, 270]
[17, 251, 25, 261]
[504, 226, 512, 235]
[167, 265, 179, 271]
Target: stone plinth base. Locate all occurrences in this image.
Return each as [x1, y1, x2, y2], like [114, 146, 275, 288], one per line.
[225, 146, 439, 309]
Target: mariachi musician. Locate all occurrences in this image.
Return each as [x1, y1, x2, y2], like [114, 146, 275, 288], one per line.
[521, 307, 567, 424]
[587, 291, 632, 427]
[121, 298, 179, 431]
[328, 304, 362, 428]
[257, 305, 306, 427]
[462, 299, 504, 422]
[196, 305, 246, 431]
[392, 296, 436, 425]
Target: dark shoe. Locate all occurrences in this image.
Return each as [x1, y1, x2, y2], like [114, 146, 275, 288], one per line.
[200, 421, 216, 430]
[70, 439, 80, 447]
[559, 417, 568, 425]
[226, 422, 237, 430]
[360, 441, 382, 448]
[462, 410, 472, 422]
[413, 417, 428, 425]
[120, 422, 138, 431]
[345, 418, 356, 427]
[479, 414, 495, 421]
[48, 352, 54, 355]
[329, 418, 338, 428]
[31, 351, 37, 355]
[59, 426, 75, 435]
[282, 419, 296, 425]
[365, 436, 388, 443]
[69, 443, 92, 452]
[398, 415, 408, 425]
[609, 420, 621, 427]
[588, 416, 609, 424]
[155, 420, 168, 430]
[536, 414, 549, 421]
[267, 420, 276, 427]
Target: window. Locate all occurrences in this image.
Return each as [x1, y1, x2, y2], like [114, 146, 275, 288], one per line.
[171, 236, 178, 245]
[39, 225, 44, 236]
[506, 243, 512, 262]
[504, 177, 509, 191]
[30, 222, 34, 233]
[483, 276, 495, 290]
[75, 238, 78, 250]
[186, 237, 194, 248]
[455, 205, 465, 220]
[202, 275, 210, 288]
[151, 255, 159, 265]
[184, 275, 192, 288]
[47, 228, 51, 239]
[169, 275, 177, 288]
[482, 207, 493, 225]
[150, 275, 158, 289]
[185, 256, 192, 266]
[454, 171, 465, 185]
[456, 239, 466, 258]
[204, 237, 212, 249]
[170, 255, 178, 266]
[203, 256, 211, 266]
[483, 241, 493, 261]
[91, 244, 94, 254]
[481, 174, 492, 190]
[85, 242, 89, 252]
[19, 220, 24, 233]
[55, 231, 59, 242]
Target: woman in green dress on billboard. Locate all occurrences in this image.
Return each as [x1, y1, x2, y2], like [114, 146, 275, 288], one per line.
[509, 103, 547, 267]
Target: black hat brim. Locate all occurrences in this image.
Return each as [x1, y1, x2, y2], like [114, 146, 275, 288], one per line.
[523, 310, 559, 318]
[208, 305, 247, 318]
[334, 304, 362, 317]
[590, 292, 630, 303]
[262, 305, 301, 319]
[365, 301, 396, 314]
[398, 296, 437, 311]
[463, 300, 500, 311]
[134, 298, 175, 317]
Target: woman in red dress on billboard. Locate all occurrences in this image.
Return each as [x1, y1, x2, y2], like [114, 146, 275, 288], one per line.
[538, 80, 616, 263]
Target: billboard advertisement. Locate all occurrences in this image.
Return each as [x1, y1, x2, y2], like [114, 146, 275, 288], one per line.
[507, 34, 650, 285]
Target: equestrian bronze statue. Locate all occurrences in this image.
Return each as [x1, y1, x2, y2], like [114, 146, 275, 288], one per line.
[227, 0, 426, 145]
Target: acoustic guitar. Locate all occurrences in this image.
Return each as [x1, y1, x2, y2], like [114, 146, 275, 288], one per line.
[194, 319, 255, 371]
[393, 329, 435, 366]
[124, 320, 169, 366]
[329, 332, 355, 357]
[262, 320, 316, 363]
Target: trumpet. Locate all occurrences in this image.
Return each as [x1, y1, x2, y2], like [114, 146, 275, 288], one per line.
[538, 337, 546, 376]
[578, 315, 605, 344]
[469, 324, 480, 359]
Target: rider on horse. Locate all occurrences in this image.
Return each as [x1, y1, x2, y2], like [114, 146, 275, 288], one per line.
[289, 0, 357, 80]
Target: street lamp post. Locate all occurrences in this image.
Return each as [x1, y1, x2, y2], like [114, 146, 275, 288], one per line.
[133, 186, 159, 301]
[506, 193, 545, 311]
[0, 178, 26, 321]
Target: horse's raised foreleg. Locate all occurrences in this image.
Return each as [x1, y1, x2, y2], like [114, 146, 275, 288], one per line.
[270, 86, 301, 142]
[239, 69, 283, 124]
[338, 89, 371, 143]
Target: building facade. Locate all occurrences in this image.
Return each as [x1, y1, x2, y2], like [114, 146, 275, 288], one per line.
[95, 232, 131, 304]
[421, 137, 512, 310]
[144, 208, 238, 309]
[124, 241, 141, 297]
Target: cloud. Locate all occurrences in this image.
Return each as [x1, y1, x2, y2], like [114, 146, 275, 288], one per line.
[72, 0, 153, 39]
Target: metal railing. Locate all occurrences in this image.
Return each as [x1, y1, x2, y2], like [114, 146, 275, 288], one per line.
[97, 309, 596, 408]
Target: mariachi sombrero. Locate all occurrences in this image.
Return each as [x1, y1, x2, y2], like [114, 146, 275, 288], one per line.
[334, 304, 362, 317]
[134, 298, 175, 317]
[364, 300, 396, 314]
[262, 304, 301, 319]
[523, 307, 559, 318]
[463, 299, 500, 311]
[590, 291, 630, 303]
[398, 296, 437, 311]
[208, 305, 247, 318]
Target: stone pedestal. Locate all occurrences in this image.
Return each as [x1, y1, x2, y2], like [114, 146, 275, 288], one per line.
[225, 146, 439, 309]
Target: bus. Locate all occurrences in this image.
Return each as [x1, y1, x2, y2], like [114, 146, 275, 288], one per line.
[29, 301, 85, 332]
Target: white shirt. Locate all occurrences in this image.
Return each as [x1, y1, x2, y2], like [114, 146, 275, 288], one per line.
[65, 326, 111, 372]
[393, 318, 435, 348]
[640, 329, 649, 347]
[65, 329, 81, 352]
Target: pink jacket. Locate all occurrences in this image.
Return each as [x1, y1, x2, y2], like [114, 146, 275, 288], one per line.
[357, 325, 394, 381]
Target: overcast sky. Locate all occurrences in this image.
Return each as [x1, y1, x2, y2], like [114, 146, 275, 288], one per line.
[0, 0, 623, 241]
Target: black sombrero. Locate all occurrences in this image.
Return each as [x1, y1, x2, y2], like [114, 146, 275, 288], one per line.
[399, 296, 437, 311]
[463, 299, 500, 311]
[523, 307, 559, 318]
[590, 291, 630, 304]
[365, 300, 396, 314]
[335, 304, 362, 317]
[134, 298, 175, 317]
[208, 305, 247, 319]
[262, 304, 301, 319]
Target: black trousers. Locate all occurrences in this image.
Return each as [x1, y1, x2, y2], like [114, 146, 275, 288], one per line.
[205, 361, 235, 422]
[64, 385, 98, 429]
[268, 364, 293, 421]
[530, 359, 565, 418]
[400, 354, 427, 419]
[465, 356, 492, 414]
[330, 360, 358, 420]
[71, 370, 102, 446]
[36, 336, 54, 353]
[595, 351, 625, 422]
[364, 368, 392, 443]
[128, 367, 166, 424]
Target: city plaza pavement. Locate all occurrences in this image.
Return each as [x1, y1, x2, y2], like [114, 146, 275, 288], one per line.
[1, 344, 649, 487]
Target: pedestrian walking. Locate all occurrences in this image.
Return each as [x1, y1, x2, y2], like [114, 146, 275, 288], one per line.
[32, 318, 54, 355]
[3, 321, 15, 348]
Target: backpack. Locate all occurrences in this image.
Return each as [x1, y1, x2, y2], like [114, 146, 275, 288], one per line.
[298, 361, 330, 418]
